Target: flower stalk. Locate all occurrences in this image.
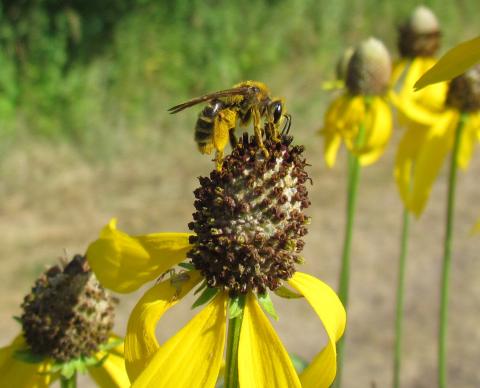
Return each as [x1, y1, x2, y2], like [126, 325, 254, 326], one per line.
[60, 372, 77, 388]
[393, 207, 410, 388]
[439, 113, 467, 388]
[225, 308, 244, 388]
[335, 112, 368, 388]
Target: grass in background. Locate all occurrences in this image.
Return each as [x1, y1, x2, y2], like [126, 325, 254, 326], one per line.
[0, 0, 478, 157]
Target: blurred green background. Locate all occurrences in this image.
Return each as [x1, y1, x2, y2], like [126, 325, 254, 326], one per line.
[0, 0, 478, 154]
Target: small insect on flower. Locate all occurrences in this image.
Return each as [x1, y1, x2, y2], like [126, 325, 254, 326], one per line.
[168, 80, 290, 169]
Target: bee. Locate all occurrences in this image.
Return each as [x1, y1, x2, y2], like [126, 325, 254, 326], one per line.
[168, 81, 289, 169]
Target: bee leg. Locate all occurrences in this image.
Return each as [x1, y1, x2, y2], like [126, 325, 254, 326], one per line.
[215, 149, 224, 171]
[253, 109, 269, 157]
[228, 127, 238, 149]
[271, 126, 281, 143]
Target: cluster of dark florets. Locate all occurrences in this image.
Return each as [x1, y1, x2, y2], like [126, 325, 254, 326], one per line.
[188, 134, 311, 296]
[21, 255, 115, 362]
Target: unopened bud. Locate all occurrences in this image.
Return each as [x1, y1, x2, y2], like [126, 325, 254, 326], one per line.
[398, 6, 441, 57]
[346, 37, 392, 96]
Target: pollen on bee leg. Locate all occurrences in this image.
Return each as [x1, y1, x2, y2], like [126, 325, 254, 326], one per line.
[214, 149, 224, 171]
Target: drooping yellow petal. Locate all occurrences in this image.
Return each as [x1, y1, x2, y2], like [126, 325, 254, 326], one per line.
[410, 110, 459, 216]
[88, 335, 130, 388]
[0, 335, 52, 388]
[391, 59, 409, 90]
[288, 272, 346, 388]
[86, 219, 192, 293]
[324, 132, 342, 168]
[391, 58, 447, 127]
[457, 114, 478, 169]
[125, 271, 202, 381]
[238, 293, 301, 388]
[132, 293, 227, 388]
[357, 97, 392, 166]
[415, 36, 480, 90]
[394, 122, 431, 208]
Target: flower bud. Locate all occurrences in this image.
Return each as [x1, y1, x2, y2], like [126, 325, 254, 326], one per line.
[346, 37, 392, 96]
[398, 6, 441, 57]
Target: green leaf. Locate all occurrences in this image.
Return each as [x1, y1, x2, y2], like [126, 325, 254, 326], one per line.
[274, 285, 303, 299]
[193, 280, 208, 295]
[257, 292, 279, 321]
[12, 316, 22, 325]
[289, 353, 308, 374]
[13, 348, 45, 364]
[192, 286, 218, 309]
[98, 338, 123, 352]
[228, 295, 246, 319]
[85, 354, 108, 368]
[178, 262, 195, 270]
[60, 361, 77, 379]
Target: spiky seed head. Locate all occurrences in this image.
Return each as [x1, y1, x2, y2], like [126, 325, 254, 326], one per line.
[21, 255, 116, 362]
[346, 37, 392, 96]
[188, 134, 311, 296]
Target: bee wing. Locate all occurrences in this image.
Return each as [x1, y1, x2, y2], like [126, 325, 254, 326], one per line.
[168, 87, 250, 114]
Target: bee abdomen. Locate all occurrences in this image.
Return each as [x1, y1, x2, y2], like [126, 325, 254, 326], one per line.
[194, 101, 223, 154]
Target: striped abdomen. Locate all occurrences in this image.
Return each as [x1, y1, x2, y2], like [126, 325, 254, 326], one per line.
[194, 101, 223, 154]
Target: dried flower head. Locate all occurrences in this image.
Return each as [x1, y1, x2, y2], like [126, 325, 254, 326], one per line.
[21, 255, 116, 362]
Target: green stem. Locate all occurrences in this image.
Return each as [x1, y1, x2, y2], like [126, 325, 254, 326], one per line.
[393, 207, 410, 388]
[225, 310, 244, 388]
[439, 113, 466, 388]
[334, 107, 368, 388]
[60, 372, 77, 388]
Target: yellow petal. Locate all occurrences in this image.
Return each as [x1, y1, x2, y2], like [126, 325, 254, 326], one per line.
[324, 132, 342, 168]
[391, 59, 408, 89]
[88, 335, 130, 388]
[238, 293, 301, 388]
[125, 271, 202, 381]
[410, 111, 459, 216]
[288, 272, 346, 388]
[132, 293, 227, 388]
[391, 58, 448, 127]
[86, 219, 192, 293]
[457, 114, 478, 169]
[415, 36, 480, 90]
[357, 98, 392, 166]
[394, 122, 431, 207]
[0, 335, 52, 388]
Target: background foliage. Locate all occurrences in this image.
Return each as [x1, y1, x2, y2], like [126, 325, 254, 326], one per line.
[0, 0, 478, 151]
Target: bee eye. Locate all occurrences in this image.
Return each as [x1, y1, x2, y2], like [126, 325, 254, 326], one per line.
[272, 102, 282, 123]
